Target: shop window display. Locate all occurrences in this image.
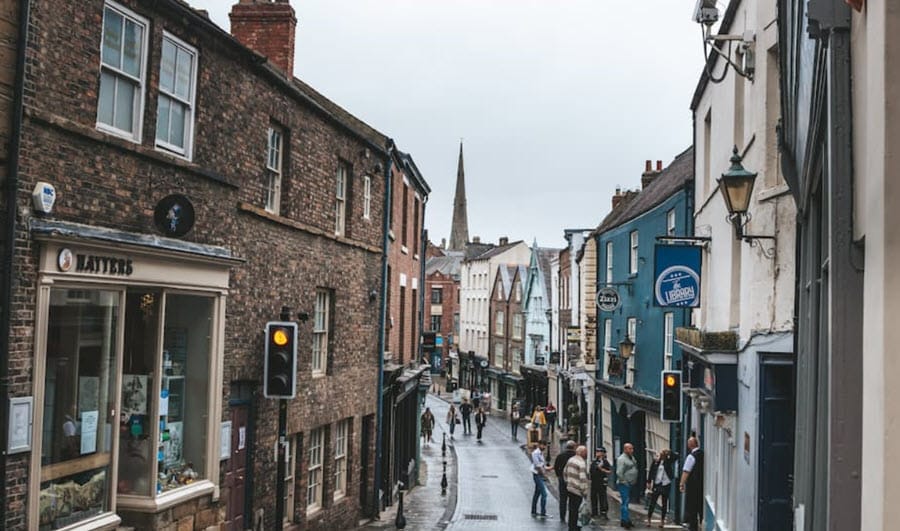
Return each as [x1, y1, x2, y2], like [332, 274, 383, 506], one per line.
[39, 289, 118, 530]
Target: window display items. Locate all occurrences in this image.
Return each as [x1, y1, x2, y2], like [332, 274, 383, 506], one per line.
[121, 374, 147, 417]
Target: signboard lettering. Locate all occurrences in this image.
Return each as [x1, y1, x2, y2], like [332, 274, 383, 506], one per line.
[596, 287, 621, 312]
[654, 245, 702, 307]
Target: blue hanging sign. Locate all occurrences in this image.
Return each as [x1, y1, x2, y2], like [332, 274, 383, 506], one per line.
[654, 245, 702, 307]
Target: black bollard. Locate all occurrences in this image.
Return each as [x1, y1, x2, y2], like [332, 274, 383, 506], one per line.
[441, 460, 448, 495]
[395, 491, 407, 529]
[442, 433, 447, 457]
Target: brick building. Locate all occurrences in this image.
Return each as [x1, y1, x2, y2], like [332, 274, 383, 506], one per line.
[0, 0, 415, 529]
[379, 148, 430, 508]
[423, 243, 462, 379]
[486, 264, 526, 413]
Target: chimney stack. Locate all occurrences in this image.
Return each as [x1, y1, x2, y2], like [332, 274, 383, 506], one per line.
[641, 158, 663, 190]
[473, 236, 481, 244]
[441, 238, 447, 249]
[611, 187, 626, 210]
[499, 236, 509, 246]
[230, 0, 297, 78]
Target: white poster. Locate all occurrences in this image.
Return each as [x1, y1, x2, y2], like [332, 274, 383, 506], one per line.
[159, 388, 169, 416]
[80, 411, 99, 454]
[122, 374, 148, 416]
[238, 427, 246, 450]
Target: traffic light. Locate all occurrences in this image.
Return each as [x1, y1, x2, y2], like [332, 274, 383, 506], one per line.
[660, 370, 682, 422]
[264, 321, 298, 399]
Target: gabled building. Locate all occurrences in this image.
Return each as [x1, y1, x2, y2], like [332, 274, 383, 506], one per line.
[519, 244, 558, 418]
[593, 153, 694, 508]
[423, 243, 462, 376]
[486, 264, 527, 413]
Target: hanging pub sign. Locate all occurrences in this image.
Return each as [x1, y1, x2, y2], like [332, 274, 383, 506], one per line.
[654, 244, 702, 307]
[596, 287, 621, 312]
[154, 194, 196, 238]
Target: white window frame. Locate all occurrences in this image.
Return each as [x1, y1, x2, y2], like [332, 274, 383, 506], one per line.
[511, 347, 521, 374]
[312, 289, 330, 375]
[664, 313, 674, 371]
[667, 209, 676, 236]
[155, 31, 198, 159]
[626, 317, 637, 386]
[97, 1, 149, 142]
[265, 127, 283, 214]
[333, 419, 349, 500]
[363, 175, 372, 220]
[629, 231, 639, 275]
[335, 165, 347, 236]
[285, 434, 296, 522]
[516, 282, 522, 302]
[606, 241, 614, 283]
[512, 314, 523, 340]
[306, 427, 323, 512]
[495, 342, 504, 368]
[603, 318, 613, 380]
[495, 310, 504, 336]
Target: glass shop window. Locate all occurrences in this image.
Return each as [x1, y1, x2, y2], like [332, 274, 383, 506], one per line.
[117, 290, 212, 497]
[39, 289, 119, 530]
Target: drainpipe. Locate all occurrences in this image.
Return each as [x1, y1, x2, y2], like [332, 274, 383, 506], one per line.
[1, 1, 31, 527]
[373, 142, 393, 517]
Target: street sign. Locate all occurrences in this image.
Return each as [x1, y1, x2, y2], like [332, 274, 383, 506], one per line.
[654, 244, 702, 307]
[596, 287, 621, 312]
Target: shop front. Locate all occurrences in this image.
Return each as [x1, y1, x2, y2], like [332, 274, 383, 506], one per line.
[27, 221, 239, 530]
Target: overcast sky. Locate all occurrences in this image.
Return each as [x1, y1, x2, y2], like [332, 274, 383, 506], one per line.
[194, 0, 703, 249]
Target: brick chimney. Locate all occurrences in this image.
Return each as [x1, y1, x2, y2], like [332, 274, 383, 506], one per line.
[473, 236, 481, 244]
[611, 187, 626, 210]
[230, 0, 297, 78]
[499, 236, 509, 246]
[641, 159, 663, 189]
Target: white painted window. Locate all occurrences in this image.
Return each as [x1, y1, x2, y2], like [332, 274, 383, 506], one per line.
[98, 2, 148, 141]
[363, 175, 372, 220]
[664, 313, 674, 370]
[603, 319, 613, 379]
[306, 427, 323, 511]
[495, 310, 504, 336]
[333, 419, 349, 499]
[626, 317, 637, 387]
[606, 241, 614, 283]
[513, 314, 523, 340]
[495, 342, 504, 368]
[285, 435, 296, 522]
[312, 289, 330, 375]
[629, 231, 639, 274]
[335, 164, 348, 235]
[156, 32, 197, 159]
[511, 347, 521, 374]
[265, 127, 283, 214]
[667, 209, 676, 236]
[516, 282, 522, 302]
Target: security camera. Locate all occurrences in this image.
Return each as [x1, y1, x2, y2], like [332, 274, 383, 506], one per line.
[693, 0, 719, 26]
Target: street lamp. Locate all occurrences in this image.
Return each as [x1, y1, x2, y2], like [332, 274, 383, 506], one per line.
[545, 308, 553, 363]
[618, 336, 635, 359]
[717, 146, 775, 247]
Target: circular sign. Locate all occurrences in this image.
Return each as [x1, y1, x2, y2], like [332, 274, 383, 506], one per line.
[596, 287, 621, 312]
[479, 359, 489, 368]
[153, 194, 195, 238]
[655, 265, 701, 307]
[57, 248, 74, 272]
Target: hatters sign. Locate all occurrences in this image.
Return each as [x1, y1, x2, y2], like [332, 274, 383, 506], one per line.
[58, 248, 134, 276]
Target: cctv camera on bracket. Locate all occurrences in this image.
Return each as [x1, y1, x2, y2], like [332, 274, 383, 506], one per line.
[693, 0, 719, 26]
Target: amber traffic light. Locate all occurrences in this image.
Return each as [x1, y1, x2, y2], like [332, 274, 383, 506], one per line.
[265, 321, 297, 399]
[661, 370, 682, 422]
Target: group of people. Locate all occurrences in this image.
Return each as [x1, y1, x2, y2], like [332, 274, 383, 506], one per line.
[529, 436, 704, 530]
[442, 399, 488, 441]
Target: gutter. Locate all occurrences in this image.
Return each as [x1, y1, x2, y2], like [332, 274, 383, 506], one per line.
[373, 140, 394, 516]
[1, 1, 31, 526]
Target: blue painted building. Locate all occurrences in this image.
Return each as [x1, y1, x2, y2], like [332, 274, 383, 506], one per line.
[593, 150, 693, 503]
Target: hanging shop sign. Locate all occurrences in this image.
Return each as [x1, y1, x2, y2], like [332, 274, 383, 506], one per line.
[154, 194, 196, 238]
[654, 244, 702, 307]
[58, 248, 134, 276]
[596, 287, 621, 312]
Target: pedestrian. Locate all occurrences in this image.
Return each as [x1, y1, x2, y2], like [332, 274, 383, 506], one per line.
[554, 440, 577, 523]
[475, 406, 487, 442]
[446, 404, 459, 439]
[545, 402, 557, 439]
[589, 447, 612, 520]
[530, 440, 554, 518]
[680, 437, 704, 531]
[615, 442, 638, 529]
[510, 402, 521, 439]
[646, 448, 676, 528]
[420, 407, 435, 445]
[564, 445, 590, 531]
[531, 405, 546, 432]
[460, 398, 473, 434]
[471, 386, 481, 409]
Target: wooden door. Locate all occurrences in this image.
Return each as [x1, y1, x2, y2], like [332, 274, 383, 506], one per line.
[225, 404, 249, 531]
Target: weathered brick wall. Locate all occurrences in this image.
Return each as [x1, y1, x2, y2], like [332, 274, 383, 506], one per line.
[5, 0, 387, 528]
[423, 271, 458, 365]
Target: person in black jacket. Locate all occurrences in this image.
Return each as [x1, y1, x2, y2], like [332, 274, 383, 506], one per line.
[589, 447, 612, 519]
[553, 440, 577, 523]
[646, 449, 677, 528]
[680, 437, 704, 531]
[475, 406, 487, 442]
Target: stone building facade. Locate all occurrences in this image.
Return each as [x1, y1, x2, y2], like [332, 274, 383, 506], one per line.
[0, 0, 405, 529]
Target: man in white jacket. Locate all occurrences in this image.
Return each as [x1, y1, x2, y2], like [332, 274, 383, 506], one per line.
[564, 445, 590, 531]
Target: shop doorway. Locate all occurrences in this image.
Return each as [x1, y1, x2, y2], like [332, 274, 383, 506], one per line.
[225, 403, 249, 531]
[758, 357, 795, 531]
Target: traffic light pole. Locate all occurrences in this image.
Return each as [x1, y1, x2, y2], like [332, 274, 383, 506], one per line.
[274, 306, 291, 530]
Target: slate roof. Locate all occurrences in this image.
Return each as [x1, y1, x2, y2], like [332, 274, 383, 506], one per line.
[495, 265, 516, 300]
[467, 240, 526, 262]
[426, 252, 463, 277]
[536, 248, 558, 301]
[464, 242, 496, 260]
[595, 147, 694, 234]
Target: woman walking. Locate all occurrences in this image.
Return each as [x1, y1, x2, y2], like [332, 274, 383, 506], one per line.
[421, 407, 435, 445]
[646, 449, 676, 528]
[446, 403, 459, 439]
[510, 403, 521, 439]
[475, 406, 487, 442]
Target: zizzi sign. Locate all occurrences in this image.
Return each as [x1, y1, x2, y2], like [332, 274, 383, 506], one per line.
[596, 287, 621, 312]
[654, 245, 702, 307]
[58, 248, 134, 276]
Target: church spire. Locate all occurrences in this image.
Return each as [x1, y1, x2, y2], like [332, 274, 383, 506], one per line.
[449, 141, 469, 251]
